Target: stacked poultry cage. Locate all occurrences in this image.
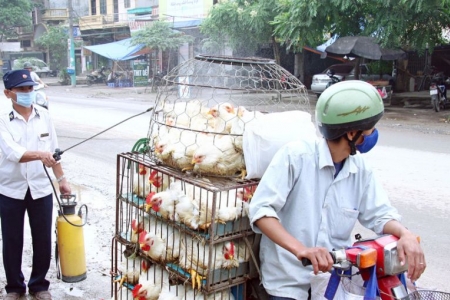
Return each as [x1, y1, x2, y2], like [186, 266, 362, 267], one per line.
[111, 55, 311, 299]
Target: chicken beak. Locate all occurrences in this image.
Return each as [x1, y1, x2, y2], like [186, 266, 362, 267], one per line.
[191, 157, 197, 164]
[230, 107, 235, 114]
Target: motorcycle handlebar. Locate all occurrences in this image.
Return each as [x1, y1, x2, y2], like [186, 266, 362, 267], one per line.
[301, 250, 342, 267]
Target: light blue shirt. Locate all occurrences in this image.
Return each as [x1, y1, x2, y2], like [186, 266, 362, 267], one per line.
[249, 138, 401, 299]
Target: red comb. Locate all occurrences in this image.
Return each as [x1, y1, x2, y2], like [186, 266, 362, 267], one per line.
[132, 283, 142, 297]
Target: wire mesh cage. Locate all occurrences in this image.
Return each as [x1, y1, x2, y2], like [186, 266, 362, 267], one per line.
[112, 153, 260, 298]
[147, 55, 311, 177]
[402, 290, 450, 300]
[111, 239, 242, 299]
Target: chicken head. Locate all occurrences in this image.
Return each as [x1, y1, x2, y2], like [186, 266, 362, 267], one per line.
[144, 192, 156, 212]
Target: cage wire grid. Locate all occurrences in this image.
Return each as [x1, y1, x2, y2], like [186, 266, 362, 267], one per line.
[146, 55, 311, 177]
[112, 153, 259, 299]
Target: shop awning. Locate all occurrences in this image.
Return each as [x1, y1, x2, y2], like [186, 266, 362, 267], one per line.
[127, 7, 152, 14]
[171, 19, 202, 29]
[83, 38, 145, 60]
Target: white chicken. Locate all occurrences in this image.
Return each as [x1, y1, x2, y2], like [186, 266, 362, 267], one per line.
[217, 185, 258, 223]
[192, 135, 246, 178]
[132, 264, 170, 300]
[131, 218, 146, 243]
[216, 202, 243, 224]
[139, 222, 181, 263]
[154, 127, 182, 164]
[146, 181, 183, 221]
[173, 182, 241, 230]
[178, 236, 239, 290]
[170, 130, 213, 172]
[208, 102, 236, 133]
[155, 127, 214, 172]
[163, 100, 214, 131]
[133, 164, 151, 199]
[216, 187, 253, 224]
[115, 252, 151, 287]
[158, 284, 186, 300]
[148, 170, 172, 192]
[174, 192, 200, 230]
[237, 185, 257, 216]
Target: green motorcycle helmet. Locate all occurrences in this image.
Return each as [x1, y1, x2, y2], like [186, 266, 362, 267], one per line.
[316, 80, 384, 140]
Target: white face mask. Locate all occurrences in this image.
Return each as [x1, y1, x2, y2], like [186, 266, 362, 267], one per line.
[11, 91, 36, 107]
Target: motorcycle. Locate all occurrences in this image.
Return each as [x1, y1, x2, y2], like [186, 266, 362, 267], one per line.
[325, 69, 341, 90]
[303, 234, 449, 300]
[146, 70, 166, 92]
[430, 78, 448, 112]
[86, 66, 108, 86]
[34, 83, 49, 109]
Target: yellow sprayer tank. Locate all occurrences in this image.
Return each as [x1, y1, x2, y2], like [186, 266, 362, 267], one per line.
[56, 195, 87, 283]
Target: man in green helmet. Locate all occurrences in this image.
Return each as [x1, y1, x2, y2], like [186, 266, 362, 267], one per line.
[248, 80, 425, 299]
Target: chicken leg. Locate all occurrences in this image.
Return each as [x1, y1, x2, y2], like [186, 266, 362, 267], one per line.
[190, 269, 205, 290]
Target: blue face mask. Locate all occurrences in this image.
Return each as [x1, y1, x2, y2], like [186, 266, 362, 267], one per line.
[12, 91, 36, 108]
[356, 128, 379, 153]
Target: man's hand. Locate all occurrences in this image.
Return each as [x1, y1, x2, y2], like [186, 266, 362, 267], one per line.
[59, 179, 71, 195]
[40, 151, 57, 168]
[296, 247, 334, 274]
[397, 232, 425, 282]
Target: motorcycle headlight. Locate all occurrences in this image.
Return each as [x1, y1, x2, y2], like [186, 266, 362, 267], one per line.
[383, 241, 408, 275]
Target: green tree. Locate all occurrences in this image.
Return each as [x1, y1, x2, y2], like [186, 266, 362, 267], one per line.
[200, 0, 281, 62]
[131, 20, 194, 72]
[272, 0, 450, 53]
[35, 25, 69, 70]
[0, 0, 34, 41]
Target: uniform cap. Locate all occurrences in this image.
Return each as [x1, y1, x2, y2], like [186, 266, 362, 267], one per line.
[3, 70, 38, 89]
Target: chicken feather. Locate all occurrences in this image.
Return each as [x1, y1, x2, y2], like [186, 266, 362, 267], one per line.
[192, 135, 245, 177]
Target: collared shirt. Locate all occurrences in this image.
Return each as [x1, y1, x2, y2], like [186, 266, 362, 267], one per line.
[249, 138, 401, 299]
[0, 105, 58, 200]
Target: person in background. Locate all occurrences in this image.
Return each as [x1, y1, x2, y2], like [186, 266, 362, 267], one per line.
[0, 70, 71, 300]
[249, 80, 425, 299]
[23, 62, 48, 88]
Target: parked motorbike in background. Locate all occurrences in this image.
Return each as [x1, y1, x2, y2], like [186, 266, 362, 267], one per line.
[325, 69, 341, 90]
[34, 83, 49, 109]
[86, 66, 108, 86]
[148, 70, 165, 87]
[430, 74, 448, 112]
[146, 70, 167, 92]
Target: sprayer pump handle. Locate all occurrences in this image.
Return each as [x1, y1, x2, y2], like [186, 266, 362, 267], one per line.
[60, 194, 76, 201]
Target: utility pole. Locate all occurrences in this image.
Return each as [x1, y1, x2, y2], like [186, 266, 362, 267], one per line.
[68, 0, 76, 87]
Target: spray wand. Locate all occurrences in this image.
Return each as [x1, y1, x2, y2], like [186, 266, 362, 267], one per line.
[46, 106, 154, 227]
